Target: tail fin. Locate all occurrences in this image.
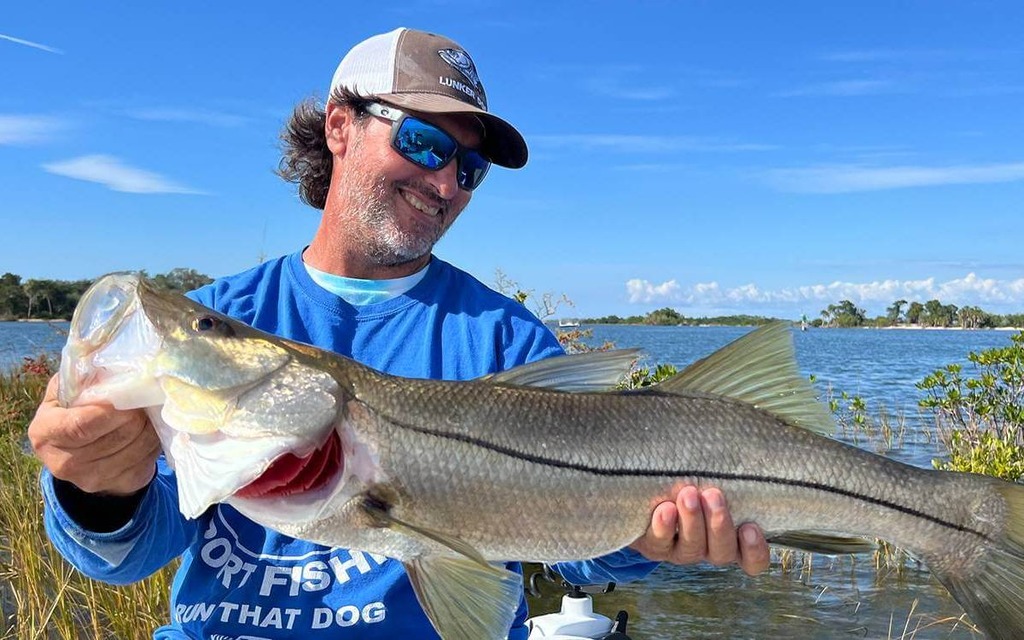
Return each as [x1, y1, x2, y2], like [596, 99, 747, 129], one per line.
[931, 482, 1024, 640]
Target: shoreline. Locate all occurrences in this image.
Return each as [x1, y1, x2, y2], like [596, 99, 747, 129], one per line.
[875, 325, 1024, 331]
[557, 322, 1024, 331]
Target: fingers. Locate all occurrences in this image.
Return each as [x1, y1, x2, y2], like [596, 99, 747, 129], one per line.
[32, 391, 139, 451]
[48, 416, 160, 494]
[28, 375, 159, 495]
[737, 523, 771, 576]
[631, 485, 770, 575]
[628, 500, 677, 560]
[701, 488, 739, 566]
[672, 485, 707, 564]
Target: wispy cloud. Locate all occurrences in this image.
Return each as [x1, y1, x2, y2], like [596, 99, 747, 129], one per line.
[0, 115, 63, 145]
[0, 33, 63, 54]
[577, 64, 748, 99]
[576, 65, 676, 102]
[626, 274, 1024, 314]
[42, 155, 208, 195]
[775, 79, 897, 97]
[763, 162, 1024, 193]
[122, 107, 253, 127]
[532, 134, 776, 154]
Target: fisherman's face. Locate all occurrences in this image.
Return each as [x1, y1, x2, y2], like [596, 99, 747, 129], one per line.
[333, 104, 481, 268]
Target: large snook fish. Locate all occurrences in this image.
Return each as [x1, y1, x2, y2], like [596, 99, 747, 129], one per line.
[58, 274, 1024, 640]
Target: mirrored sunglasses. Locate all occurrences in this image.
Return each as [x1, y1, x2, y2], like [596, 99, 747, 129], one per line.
[364, 102, 491, 191]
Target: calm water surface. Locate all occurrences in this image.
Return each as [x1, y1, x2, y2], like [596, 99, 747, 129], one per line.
[3, 321, 1016, 638]
[0, 321, 68, 370]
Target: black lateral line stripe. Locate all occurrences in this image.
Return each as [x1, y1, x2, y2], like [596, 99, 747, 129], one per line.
[394, 419, 986, 539]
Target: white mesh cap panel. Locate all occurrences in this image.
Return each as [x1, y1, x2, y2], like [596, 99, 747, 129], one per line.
[328, 27, 403, 98]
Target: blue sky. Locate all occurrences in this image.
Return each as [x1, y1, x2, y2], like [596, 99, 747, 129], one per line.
[2, 2, 1022, 320]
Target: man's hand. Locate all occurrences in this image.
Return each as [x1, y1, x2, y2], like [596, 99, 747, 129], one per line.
[28, 375, 160, 496]
[630, 485, 770, 576]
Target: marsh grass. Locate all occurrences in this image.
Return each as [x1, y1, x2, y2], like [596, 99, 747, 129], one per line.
[0, 356, 175, 639]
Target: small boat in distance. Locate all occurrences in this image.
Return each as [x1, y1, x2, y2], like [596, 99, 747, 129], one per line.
[558, 319, 581, 328]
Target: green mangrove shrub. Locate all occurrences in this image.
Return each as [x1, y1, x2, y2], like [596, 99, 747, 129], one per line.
[919, 331, 1024, 481]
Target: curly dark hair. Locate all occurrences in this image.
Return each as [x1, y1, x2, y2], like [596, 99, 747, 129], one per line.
[276, 87, 372, 210]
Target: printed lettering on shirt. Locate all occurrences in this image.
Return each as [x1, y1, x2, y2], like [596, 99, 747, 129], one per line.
[175, 508, 391, 632]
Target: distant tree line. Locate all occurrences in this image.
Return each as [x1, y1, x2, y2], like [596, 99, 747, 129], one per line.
[0, 268, 213, 321]
[816, 298, 1024, 329]
[582, 307, 780, 327]
[578, 300, 1024, 330]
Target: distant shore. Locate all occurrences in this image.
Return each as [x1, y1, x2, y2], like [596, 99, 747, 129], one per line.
[563, 322, 1024, 331]
[872, 325, 1023, 331]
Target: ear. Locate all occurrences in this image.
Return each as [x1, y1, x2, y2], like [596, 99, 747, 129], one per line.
[325, 102, 353, 157]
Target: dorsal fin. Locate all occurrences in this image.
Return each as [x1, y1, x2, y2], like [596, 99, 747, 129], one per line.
[482, 349, 640, 392]
[650, 323, 834, 435]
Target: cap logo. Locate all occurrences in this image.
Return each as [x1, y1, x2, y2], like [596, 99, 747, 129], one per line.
[437, 48, 487, 110]
[438, 48, 480, 87]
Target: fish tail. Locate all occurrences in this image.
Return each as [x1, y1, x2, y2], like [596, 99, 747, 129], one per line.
[930, 481, 1024, 640]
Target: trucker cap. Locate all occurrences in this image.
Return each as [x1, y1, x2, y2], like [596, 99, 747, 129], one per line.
[329, 27, 528, 169]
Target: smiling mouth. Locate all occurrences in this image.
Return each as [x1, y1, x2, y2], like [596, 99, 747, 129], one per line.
[400, 188, 444, 218]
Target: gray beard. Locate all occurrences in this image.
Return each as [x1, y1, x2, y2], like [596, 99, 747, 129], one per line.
[348, 176, 444, 267]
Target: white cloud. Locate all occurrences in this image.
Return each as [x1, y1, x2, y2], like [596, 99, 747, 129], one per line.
[626, 278, 682, 303]
[625, 274, 1024, 314]
[0, 33, 63, 54]
[122, 107, 252, 127]
[0, 115, 62, 145]
[42, 155, 207, 195]
[763, 162, 1024, 193]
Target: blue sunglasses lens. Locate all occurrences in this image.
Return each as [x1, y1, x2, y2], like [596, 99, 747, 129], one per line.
[393, 116, 490, 191]
[394, 118, 458, 170]
[457, 150, 490, 191]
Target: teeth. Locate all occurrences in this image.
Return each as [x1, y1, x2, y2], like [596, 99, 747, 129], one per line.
[402, 190, 442, 217]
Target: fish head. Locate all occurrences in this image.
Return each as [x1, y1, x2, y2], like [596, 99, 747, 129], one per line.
[59, 273, 349, 519]
[60, 273, 293, 414]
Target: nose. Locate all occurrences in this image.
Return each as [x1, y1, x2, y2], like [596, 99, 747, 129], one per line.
[425, 159, 461, 200]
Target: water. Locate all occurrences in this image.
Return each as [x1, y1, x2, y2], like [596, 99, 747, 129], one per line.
[0, 321, 68, 371]
[587, 324, 1012, 414]
[3, 321, 1017, 638]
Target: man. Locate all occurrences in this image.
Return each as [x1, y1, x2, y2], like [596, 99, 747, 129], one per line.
[30, 27, 769, 639]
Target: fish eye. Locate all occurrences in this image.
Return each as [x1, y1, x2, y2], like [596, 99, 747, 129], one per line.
[191, 316, 233, 336]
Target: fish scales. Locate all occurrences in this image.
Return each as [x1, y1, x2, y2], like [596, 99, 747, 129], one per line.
[346, 369, 1004, 566]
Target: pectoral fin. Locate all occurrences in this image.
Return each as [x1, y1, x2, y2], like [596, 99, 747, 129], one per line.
[362, 499, 521, 639]
[768, 531, 877, 555]
[362, 499, 490, 567]
[405, 556, 522, 640]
